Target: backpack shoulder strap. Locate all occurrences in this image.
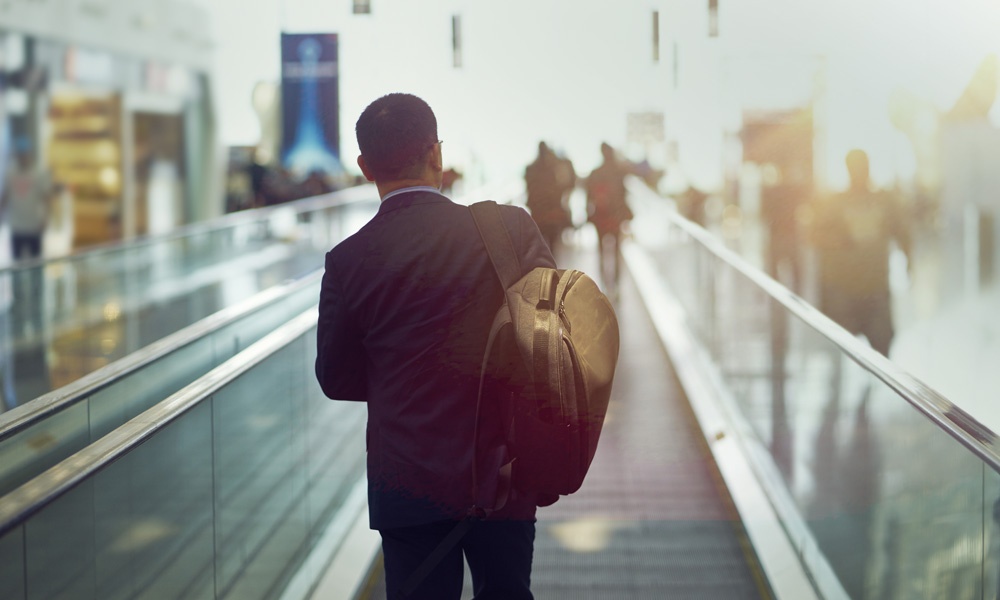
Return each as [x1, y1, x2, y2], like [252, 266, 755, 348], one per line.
[470, 200, 522, 288]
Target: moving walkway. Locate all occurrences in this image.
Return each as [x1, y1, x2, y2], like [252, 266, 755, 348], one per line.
[2, 181, 997, 599]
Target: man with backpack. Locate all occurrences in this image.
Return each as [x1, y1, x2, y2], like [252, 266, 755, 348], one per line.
[315, 93, 554, 599]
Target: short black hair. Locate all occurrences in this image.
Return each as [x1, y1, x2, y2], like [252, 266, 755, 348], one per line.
[356, 93, 438, 182]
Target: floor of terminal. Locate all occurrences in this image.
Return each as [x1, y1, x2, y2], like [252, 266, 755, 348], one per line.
[361, 235, 769, 599]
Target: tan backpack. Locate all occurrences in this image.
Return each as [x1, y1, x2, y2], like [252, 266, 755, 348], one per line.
[471, 200, 620, 503]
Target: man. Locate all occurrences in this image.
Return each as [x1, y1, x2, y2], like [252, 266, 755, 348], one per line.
[5, 149, 53, 339]
[761, 177, 808, 294]
[586, 142, 633, 294]
[315, 93, 554, 599]
[7, 150, 52, 260]
[810, 149, 911, 356]
[524, 141, 572, 254]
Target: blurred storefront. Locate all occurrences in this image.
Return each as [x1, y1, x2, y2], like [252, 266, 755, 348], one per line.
[0, 0, 216, 253]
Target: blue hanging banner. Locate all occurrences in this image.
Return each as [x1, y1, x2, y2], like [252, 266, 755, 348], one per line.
[280, 33, 343, 177]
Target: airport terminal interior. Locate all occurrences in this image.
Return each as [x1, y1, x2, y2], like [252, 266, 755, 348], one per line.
[2, 1, 1000, 599]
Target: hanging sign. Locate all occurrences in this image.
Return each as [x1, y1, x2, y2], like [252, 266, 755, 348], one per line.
[280, 33, 343, 177]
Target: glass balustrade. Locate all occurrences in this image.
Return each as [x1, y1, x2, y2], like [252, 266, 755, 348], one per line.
[0, 316, 365, 600]
[632, 188, 1000, 599]
[0, 277, 323, 498]
[1, 187, 379, 408]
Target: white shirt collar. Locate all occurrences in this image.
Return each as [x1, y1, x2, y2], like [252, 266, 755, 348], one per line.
[381, 185, 446, 202]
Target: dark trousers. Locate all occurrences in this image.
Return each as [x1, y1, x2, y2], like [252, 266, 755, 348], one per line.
[12, 233, 42, 261]
[380, 519, 535, 600]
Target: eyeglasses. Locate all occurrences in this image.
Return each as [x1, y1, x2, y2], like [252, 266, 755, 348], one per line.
[429, 140, 443, 150]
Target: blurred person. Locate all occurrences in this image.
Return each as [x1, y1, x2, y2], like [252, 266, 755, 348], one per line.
[300, 169, 335, 197]
[315, 93, 554, 599]
[3, 149, 54, 341]
[761, 179, 808, 293]
[6, 150, 53, 260]
[261, 165, 296, 205]
[810, 149, 911, 356]
[555, 150, 577, 219]
[586, 142, 633, 294]
[524, 141, 572, 253]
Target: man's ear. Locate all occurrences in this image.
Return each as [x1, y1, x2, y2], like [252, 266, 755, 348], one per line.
[357, 155, 375, 182]
[429, 142, 443, 173]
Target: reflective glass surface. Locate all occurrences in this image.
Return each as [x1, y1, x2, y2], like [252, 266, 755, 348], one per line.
[0, 279, 321, 497]
[0, 191, 375, 498]
[633, 191, 999, 599]
[0, 190, 378, 410]
[0, 324, 365, 599]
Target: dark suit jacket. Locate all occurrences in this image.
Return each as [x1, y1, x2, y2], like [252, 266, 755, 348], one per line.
[316, 190, 555, 529]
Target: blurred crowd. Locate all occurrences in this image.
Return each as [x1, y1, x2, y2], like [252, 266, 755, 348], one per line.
[523, 140, 661, 297]
[224, 147, 343, 212]
[522, 137, 924, 359]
